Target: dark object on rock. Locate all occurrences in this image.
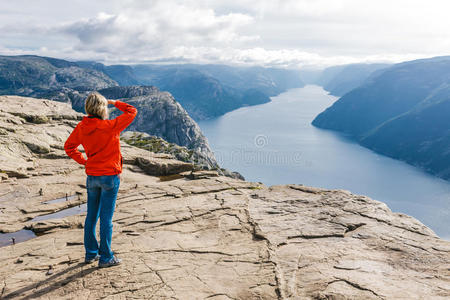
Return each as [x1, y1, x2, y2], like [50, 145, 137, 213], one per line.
[183, 170, 219, 180]
[46, 265, 54, 276]
[135, 157, 194, 176]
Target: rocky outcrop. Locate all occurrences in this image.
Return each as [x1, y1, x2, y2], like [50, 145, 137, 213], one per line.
[0, 95, 82, 180]
[100, 86, 219, 170]
[121, 131, 244, 180]
[0, 95, 449, 299]
[121, 131, 208, 165]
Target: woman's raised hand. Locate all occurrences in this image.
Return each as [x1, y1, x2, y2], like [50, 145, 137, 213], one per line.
[107, 100, 116, 105]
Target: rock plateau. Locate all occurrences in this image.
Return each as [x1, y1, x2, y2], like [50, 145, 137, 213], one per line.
[0, 95, 449, 299]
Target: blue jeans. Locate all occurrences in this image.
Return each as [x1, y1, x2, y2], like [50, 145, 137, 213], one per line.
[84, 174, 120, 263]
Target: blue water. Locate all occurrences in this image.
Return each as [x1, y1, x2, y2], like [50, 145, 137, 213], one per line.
[198, 85, 450, 239]
[31, 204, 87, 222]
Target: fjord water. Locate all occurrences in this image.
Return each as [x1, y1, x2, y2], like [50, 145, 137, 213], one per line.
[198, 85, 450, 239]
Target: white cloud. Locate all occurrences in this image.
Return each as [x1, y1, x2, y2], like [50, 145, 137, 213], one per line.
[58, 1, 257, 56]
[162, 46, 433, 69]
[0, 0, 449, 67]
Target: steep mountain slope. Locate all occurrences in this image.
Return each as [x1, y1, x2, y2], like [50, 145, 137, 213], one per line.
[187, 64, 304, 96]
[312, 56, 450, 180]
[317, 63, 390, 96]
[313, 58, 450, 136]
[132, 64, 304, 120]
[134, 67, 254, 120]
[360, 83, 450, 179]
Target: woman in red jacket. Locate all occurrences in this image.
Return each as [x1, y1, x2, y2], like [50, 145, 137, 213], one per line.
[64, 92, 137, 268]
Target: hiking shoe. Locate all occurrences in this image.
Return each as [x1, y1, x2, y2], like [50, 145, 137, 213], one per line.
[98, 255, 122, 268]
[85, 254, 100, 264]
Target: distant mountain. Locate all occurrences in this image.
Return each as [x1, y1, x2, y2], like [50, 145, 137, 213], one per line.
[132, 66, 250, 120]
[73, 62, 304, 121]
[186, 64, 304, 96]
[312, 56, 450, 180]
[131, 64, 304, 120]
[297, 68, 322, 85]
[76, 61, 140, 86]
[0, 55, 117, 97]
[359, 82, 450, 179]
[1, 54, 305, 121]
[0, 55, 118, 113]
[316, 63, 390, 96]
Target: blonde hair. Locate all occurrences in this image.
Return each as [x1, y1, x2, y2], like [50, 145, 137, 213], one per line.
[85, 92, 108, 120]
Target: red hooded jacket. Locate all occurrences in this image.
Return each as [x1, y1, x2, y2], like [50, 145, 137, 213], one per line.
[64, 100, 137, 176]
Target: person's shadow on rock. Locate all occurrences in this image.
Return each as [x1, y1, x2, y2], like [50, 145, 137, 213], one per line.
[3, 262, 97, 299]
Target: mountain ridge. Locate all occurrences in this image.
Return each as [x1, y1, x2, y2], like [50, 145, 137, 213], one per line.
[312, 56, 450, 180]
[0, 54, 304, 121]
[315, 63, 391, 96]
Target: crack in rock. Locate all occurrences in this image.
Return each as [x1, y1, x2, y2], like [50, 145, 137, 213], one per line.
[341, 208, 431, 237]
[145, 249, 235, 256]
[287, 233, 345, 240]
[328, 278, 385, 299]
[205, 293, 237, 299]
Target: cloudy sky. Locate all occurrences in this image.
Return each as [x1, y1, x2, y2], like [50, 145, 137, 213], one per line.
[1, 0, 449, 68]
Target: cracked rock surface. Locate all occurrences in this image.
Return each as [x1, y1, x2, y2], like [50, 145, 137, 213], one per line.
[0, 95, 449, 299]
